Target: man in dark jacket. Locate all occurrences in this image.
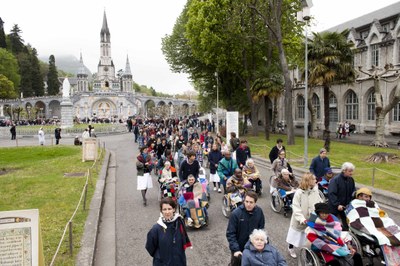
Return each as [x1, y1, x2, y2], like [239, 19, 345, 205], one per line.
[178, 151, 200, 182]
[268, 139, 285, 164]
[309, 148, 330, 180]
[328, 162, 356, 231]
[226, 191, 265, 266]
[235, 140, 251, 169]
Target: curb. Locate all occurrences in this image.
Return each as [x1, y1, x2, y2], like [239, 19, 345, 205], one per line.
[252, 155, 400, 215]
[76, 150, 111, 265]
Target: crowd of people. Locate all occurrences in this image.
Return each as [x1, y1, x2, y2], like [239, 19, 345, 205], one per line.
[131, 116, 398, 266]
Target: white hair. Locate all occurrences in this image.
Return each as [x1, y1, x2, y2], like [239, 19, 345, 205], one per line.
[246, 158, 254, 166]
[249, 229, 268, 244]
[341, 162, 355, 172]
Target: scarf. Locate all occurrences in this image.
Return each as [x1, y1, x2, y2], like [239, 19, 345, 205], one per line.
[156, 213, 192, 250]
[305, 213, 350, 257]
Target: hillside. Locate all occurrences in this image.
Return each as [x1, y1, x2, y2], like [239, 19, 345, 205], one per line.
[39, 55, 92, 77]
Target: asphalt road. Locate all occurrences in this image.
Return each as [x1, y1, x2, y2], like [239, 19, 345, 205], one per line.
[99, 133, 400, 266]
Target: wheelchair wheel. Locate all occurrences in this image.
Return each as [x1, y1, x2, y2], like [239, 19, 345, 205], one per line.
[221, 196, 231, 218]
[270, 191, 283, 213]
[298, 247, 321, 266]
[269, 175, 276, 187]
[347, 231, 362, 256]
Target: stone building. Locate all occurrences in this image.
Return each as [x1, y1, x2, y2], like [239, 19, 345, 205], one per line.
[289, 2, 400, 135]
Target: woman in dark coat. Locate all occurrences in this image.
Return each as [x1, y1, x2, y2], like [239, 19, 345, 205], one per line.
[208, 143, 223, 192]
[146, 197, 192, 266]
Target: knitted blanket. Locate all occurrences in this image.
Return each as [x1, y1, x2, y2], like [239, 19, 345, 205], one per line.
[346, 199, 400, 246]
[305, 213, 351, 257]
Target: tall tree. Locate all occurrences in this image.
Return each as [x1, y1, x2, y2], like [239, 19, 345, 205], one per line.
[0, 18, 6, 49]
[0, 48, 20, 93]
[307, 30, 355, 151]
[0, 74, 18, 99]
[18, 53, 33, 97]
[30, 48, 44, 96]
[8, 24, 24, 55]
[47, 55, 59, 95]
[358, 65, 400, 147]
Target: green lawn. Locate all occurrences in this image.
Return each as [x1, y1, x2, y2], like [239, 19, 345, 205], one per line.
[0, 146, 102, 265]
[246, 134, 400, 194]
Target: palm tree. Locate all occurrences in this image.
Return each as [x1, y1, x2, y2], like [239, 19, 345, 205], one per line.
[307, 30, 355, 151]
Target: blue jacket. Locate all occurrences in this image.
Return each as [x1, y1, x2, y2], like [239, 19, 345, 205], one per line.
[328, 172, 355, 214]
[146, 220, 187, 266]
[226, 205, 265, 253]
[235, 146, 251, 168]
[241, 240, 287, 266]
[309, 156, 330, 179]
[208, 149, 223, 174]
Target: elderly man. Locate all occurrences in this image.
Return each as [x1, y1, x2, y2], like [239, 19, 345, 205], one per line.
[328, 162, 356, 231]
[309, 148, 331, 181]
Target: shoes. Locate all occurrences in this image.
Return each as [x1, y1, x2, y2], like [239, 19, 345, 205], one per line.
[218, 188, 222, 193]
[143, 199, 147, 206]
[213, 187, 217, 191]
[187, 218, 193, 226]
[288, 247, 297, 258]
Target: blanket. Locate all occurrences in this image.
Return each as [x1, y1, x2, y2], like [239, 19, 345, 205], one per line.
[346, 199, 400, 246]
[305, 213, 351, 258]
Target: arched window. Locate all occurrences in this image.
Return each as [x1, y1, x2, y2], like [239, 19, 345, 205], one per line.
[312, 94, 320, 119]
[345, 91, 358, 120]
[297, 95, 305, 119]
[329, 94, 338, 122]
[367, 92, 375, 120]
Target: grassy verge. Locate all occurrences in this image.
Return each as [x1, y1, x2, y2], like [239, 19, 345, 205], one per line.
[0, 146, 103, 265]
[245, 134, 400, 194]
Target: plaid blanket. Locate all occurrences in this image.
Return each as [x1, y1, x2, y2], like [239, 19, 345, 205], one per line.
[305, 213, 351, 257]
[346, 199, 400, 246]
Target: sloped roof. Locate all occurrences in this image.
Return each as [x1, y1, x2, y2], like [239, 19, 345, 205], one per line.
[324, 2, 400, 32]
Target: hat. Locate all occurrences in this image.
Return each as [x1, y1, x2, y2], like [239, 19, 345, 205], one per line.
[314, 203, 330, 214]
[324, 167, 333, 174]
[356, 187, 372, 198]
[281, 169, 290, 175]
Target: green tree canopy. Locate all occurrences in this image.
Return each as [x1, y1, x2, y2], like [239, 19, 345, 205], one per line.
[47, 55, 59, 95]
[0, 47, 20, 91]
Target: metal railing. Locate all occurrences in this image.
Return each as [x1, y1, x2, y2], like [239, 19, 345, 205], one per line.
[49, 142, 105, 266]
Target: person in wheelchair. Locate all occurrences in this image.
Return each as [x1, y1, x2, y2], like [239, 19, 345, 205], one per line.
[158, 161, 179, 201]
[178, 174, 209, 228]
[242, 158, 262, 195]
[346, 188, 400, 264]
[226, 168, 252, 210]
[318, 167, 334, 197]
[305, 203, 363, 266]
[276, 169, 299, 209]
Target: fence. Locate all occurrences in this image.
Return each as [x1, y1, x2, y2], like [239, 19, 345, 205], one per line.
[248, 142, 400, 191]
[49, 141, 105, 266]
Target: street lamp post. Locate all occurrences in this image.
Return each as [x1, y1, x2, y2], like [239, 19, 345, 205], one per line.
[215, 71, 219, 134]
[297, 0, 312, 168]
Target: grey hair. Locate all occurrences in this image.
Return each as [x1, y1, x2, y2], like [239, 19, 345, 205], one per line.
[164, 161, 171, 166]
[249, 229, 268, 244]
[341, 162, 355, 172]
[246, 158, 254, 166]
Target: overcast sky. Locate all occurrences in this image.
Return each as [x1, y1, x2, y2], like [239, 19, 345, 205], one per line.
[1, 0, 399, 94]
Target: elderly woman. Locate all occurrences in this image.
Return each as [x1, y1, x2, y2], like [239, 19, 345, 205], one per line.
[286, 173, 323, 259]
[271, 150, 292, 177]
[241, 229, 287, 266]
[242, 158, 262, 195]
[146, 197, 192, 265]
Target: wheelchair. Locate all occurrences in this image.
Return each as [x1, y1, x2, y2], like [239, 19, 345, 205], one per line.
[221, 189, 246, 218]
[269, 175, 295, 217]
[298, 231, 362, 266]
[349, 227, 386, 265]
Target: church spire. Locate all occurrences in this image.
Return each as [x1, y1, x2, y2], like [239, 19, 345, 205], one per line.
[78, 52, 86, 75]
[124, 55, 132, 75]
[100, 10, 110, 43]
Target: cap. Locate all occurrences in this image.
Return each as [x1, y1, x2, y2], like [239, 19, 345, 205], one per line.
[314, 203, 330, 214]
[356, 187, 372, 198]
[281, 169, 290, 175]
[324, 167, 333, 174]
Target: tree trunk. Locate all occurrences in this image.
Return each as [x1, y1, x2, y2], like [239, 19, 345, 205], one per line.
[264, 95, 270, 140]
[307, 90, 316, 138]
[323, 85, 331, 151]
[272, 97, 278, 133]
[371, 112, 388, 147]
